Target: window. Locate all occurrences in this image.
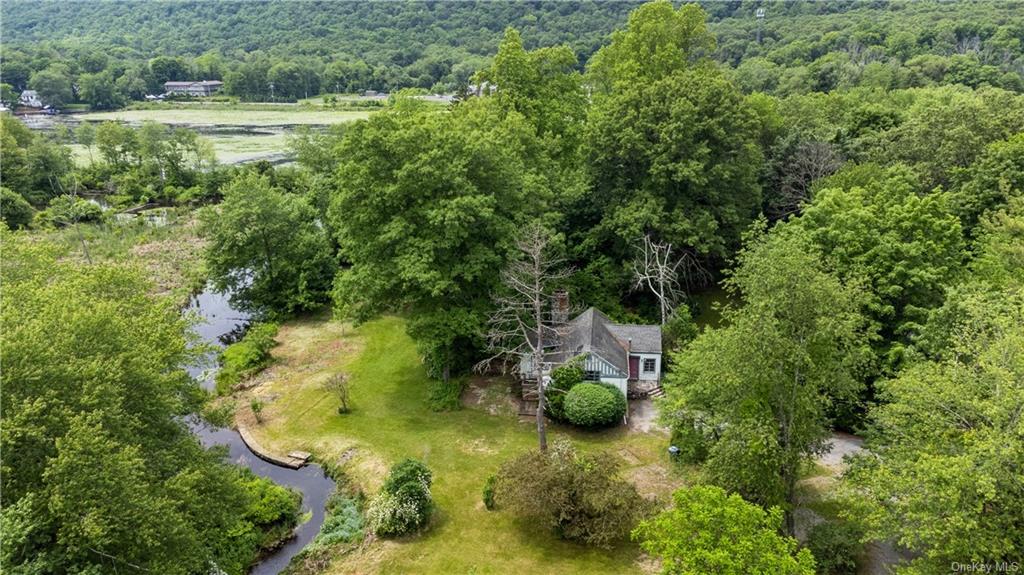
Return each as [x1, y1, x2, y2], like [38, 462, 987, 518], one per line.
[584, 370, 601, 381]
[643, 358, 656, 373]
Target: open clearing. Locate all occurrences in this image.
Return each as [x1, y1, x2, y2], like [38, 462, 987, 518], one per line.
[241, 315, 684, 574]
[77, 108, 373, 127]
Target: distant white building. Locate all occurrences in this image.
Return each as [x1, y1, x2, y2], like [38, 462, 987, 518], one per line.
[164, 80, 224, 97]
[19, 90, 42, 108]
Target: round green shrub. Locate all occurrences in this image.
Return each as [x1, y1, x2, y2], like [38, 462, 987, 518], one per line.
[1, 187, 34, 230]
[564, 383, 627, 428]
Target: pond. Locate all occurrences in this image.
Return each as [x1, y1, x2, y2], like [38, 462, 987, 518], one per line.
[185, 288, 335, 575]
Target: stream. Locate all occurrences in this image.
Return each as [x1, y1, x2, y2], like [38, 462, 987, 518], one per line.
[185, 288, 335, 575]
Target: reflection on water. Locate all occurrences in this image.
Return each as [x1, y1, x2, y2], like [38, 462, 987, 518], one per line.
[185, 287, 335, 575]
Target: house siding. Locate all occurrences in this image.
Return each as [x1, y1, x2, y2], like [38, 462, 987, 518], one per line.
[631, 352, 661, 382]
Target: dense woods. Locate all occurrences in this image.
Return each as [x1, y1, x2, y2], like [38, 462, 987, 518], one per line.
[2, 1, 1023, 574]
[3, 0, 1024, 107]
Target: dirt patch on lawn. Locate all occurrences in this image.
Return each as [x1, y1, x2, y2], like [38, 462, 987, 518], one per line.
[463, 375, 519, 417]
[626, 462, 685, 502]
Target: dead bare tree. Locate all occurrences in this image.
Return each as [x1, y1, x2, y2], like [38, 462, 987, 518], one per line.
[479, 224, 571, 452]
[632, 235, 709, 325]
[774, 140, 842, 219]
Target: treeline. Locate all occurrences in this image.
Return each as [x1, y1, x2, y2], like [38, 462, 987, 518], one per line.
[3, 0, 1023, 109]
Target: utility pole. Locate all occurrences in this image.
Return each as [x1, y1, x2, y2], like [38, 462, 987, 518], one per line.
[756, 8, 766, 44]
[269, 82, 275, 102]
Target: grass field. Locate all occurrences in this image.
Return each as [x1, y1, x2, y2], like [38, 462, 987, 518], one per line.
[241, 315, 684, 574]
[77, 108, 373, 127]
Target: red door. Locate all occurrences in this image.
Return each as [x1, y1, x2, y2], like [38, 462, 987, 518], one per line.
[628, 356, 639, 380]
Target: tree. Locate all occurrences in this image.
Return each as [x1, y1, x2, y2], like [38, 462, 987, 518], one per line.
[844, 286, 1024, 573]
[328, 96, 547, 384]
[74, 123, 96, 166]
[633, 485, 816, 575]
[149, 56, 188, 86]
[493, 438, 652, 548]
[581, 2, 763, 291]
[662, 224, 869, 534]
[632, 235, 707, 324]
[28, 64, 73, 107]
[480, 224, 571, 451]
[95, 120, 139, 168]
[200, 172, 335, 314]
[951, 132, 1024, 234]
[795, 164, 966, 371]
[78, 70, 126, 110]
[0, 231, 299, 574]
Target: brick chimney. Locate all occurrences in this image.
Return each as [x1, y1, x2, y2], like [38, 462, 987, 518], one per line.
[552, 289, 569, 325]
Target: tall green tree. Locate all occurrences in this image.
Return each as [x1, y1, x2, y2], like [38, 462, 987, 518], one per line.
[78, 70, 126, 110]
[0, 231, 299, 574]
[662, 224, 869, 533]
[795, 164, 966, 371]
[328, 96, 548, 381]
[200, 172, 335, 315]
[28, 64, 73, 107]
[633, 485, 816, 575]
[580, 1, 763, 302]
[844, 286, 1024, 573]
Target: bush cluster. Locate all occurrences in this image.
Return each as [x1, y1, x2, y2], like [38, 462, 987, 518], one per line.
[564, 383, 627, 428]
[493, 439, 652, 547]
[368, 458, 433, 537]
[805, 521, 863, 575]
[215, 322, 279, 394]
[545, 359, 584, 422]
[38, 195, 104, 227]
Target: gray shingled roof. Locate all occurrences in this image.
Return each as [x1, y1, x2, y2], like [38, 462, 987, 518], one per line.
[548, 307, 661, 372]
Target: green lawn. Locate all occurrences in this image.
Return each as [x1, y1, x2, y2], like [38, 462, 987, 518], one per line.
[244, 316, 681, 574]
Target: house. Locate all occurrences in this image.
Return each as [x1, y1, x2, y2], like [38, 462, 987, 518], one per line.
[19, 90, 42, 108]
[163, 80, 224, 97]
[520, 294, 662, 400]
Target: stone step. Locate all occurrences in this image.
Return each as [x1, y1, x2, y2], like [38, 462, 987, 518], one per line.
[648, 386, 666, 398]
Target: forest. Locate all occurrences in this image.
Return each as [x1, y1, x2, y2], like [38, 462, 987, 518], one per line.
[2, 1, 1023, 575]
[2, 0, 1024, 106]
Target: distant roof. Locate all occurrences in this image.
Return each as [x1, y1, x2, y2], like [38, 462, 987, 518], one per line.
[164, 80, 223, 87]
[549, 307, 661, 372]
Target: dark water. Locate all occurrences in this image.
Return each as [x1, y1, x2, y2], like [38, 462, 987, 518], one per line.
[185, 288, 335, 575]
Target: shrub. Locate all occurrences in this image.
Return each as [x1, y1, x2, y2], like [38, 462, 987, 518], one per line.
[310, 493, 364, 549]
[545, 358, 584, 422]
[482, 475, 496, 510]
[1, 187, 34, 229]
[250, 399, 264, 423]
[494, 438, 652, 547]
[427, 376, 466, 412]
[215, 322, 278, 394]
[663, 306, 698, 353]
[805, 521, 863, 575]
[367, 490, 425, 537]
[369, 458, 433, 537]
[564, 383, 626, 428]
[633, 485, 815, 575]
[40, 195, 103, 226]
